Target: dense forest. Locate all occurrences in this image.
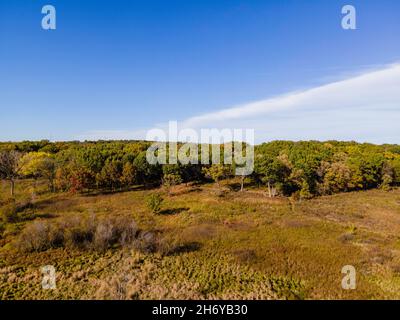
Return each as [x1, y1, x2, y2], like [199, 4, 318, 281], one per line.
[1, 140, 400, 199]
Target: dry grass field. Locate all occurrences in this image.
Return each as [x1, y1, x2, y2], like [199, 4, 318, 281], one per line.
[1, 179, 400, 300]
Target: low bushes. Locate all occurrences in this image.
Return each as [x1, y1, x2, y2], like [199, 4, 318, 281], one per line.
[15, 214, 155, 253]
[93, 215, 138, 251]
[145, 193, 163, 213]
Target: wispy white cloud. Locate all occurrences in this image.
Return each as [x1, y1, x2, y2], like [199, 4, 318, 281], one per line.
[182, 63, 400, 126]
[77, 63, 400, 143]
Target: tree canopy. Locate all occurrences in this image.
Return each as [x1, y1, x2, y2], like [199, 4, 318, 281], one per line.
[1, 140, 399, 197]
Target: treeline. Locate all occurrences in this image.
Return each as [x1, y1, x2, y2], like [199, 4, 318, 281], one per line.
[1, 140, 400, 199]
[254, 141, 400, 198]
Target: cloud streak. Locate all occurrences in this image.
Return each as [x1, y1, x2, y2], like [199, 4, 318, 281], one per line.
[78, 63, 400, 144]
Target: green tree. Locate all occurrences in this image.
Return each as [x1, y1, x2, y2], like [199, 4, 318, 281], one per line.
[120, 162, 137, 188]
[133, 152, 162, 187]
[255, 153, 291, 197]
[321, 162, 355, 194]
[380, 162, 394, 191]
[390, 157, 400, 185]
[162, 164, 183, 193]
[163, 173, 183, 195]
[299, 180, 313, 200]
[202, 164, 231, 187]
[97, 160, 122, 190]
[146, 193, 163, 214]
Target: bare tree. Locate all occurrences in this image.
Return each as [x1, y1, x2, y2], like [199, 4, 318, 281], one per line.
[0, 150, 22, 196]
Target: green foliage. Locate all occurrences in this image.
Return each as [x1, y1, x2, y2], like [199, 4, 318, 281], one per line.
[162, 164, 183, 192]
[146, 193, 164, 214]
[120, 162, 137, 187]
[96, 160, 123, 190]
[202, 165, 231, 185]
[163, 173, 183, 188]
[1, 140, 400, 197]
[133, 152, 162, 185]
[390, 159, 400, 185]
[319, 161, 362, 194]
[255, 152, 292, 196]
[254, 141, 399, 197]
[299, 181, 313, 200]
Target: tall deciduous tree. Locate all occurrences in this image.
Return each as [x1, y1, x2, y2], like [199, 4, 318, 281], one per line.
[0, 150, 22, 196]
[19, 152, 56, 191]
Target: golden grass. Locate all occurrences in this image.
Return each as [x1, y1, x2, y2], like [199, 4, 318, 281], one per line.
[1, 180, 400, 299]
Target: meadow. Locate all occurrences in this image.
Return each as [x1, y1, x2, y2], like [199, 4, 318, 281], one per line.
[1, 178, 400, 300]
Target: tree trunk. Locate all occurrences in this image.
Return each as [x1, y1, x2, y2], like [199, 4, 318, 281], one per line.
[267, 181, 272, 198]
[50, 179, 55, 193]
[240, 176, 244, 192]
[10, 179, 15, 197]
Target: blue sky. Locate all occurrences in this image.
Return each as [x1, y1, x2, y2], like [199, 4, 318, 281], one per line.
[0, 0, 399, 142]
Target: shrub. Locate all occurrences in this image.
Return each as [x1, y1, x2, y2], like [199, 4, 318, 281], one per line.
[16, 221, 51, 252]
[93, 220, 114, 251]
[163, 173, 183, 194]
[16, 214, 141, 253]
[299, 181, 313, 200]
[134, 231, 157, 253]
[113, 216, 138, 247]
[146, 193, 163, 214]
[381, 173, 393, 191]
[93, 216, 139, 251]
[64, 225, 94, 249]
